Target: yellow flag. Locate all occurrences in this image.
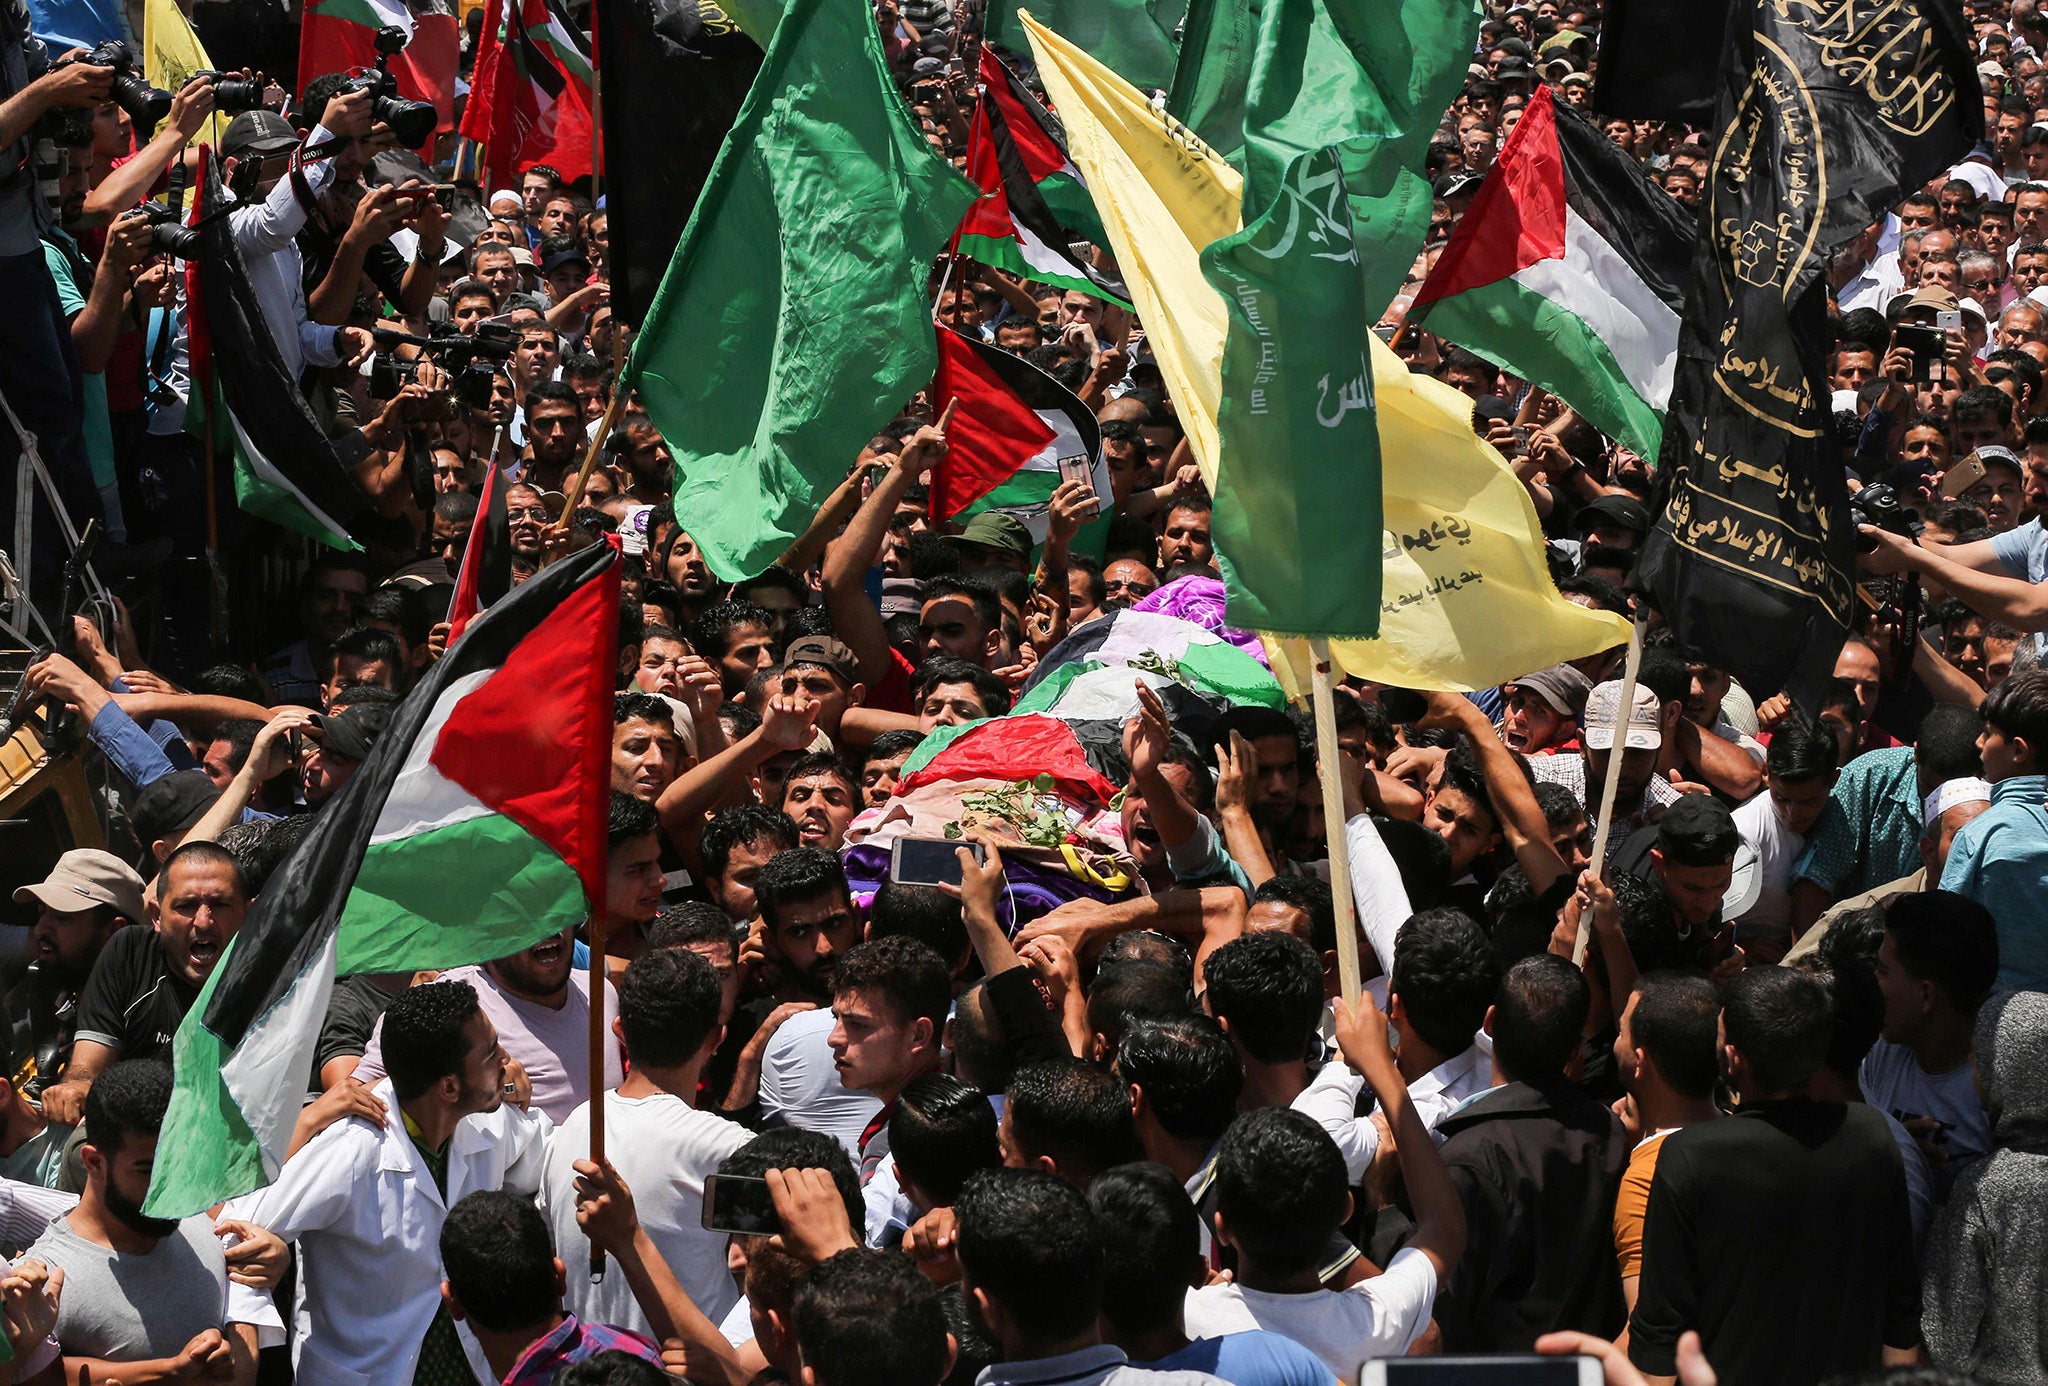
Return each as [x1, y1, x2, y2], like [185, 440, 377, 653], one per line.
[142, 0, 222, 149]
[1020, 10, 1240, 490]
[1021, 8, 1630, 694]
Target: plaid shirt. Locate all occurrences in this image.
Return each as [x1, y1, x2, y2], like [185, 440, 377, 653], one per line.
[502, 1315, 664, 1385]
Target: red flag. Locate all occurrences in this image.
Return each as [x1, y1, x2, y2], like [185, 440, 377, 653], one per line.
[447, 464, 511, 640]
[459, 0, 597, 190]
[298, 0, 460, 149]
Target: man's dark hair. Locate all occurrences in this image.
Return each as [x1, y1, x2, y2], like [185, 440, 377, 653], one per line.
[361, 585, 431, 647]
[1201, 932, 1324, 1064]
[1767, 718, 1839, 784]
[1213, 1107, 1349, 1273]
[619, 945, 724, 1069]
[1804, 921, 1887, 1079]
[909, 657, 1013, 717]
[700, 804, 800, 887]
[1628, 972, 1722, 1100]
[795, 1249, 952, 1386]
[1916, 703, 1986, 782]
[864, 728, 926, 766]
[1085, 960, 1191, 1057]
[381, 980, 484, 1102]
[890, 1073, 1000, 1207]
[328, 683, 399, 715]
[1952, 384, 2015, 433]
[615, 691, 674, 728]
[1884, 891, 2000, 1017]
[1637, 646, 1690, 713]
[1005, 1058, 1139, 1180]
[1251, 874, 1338, 953]
[1099, 418, 1145, 447]
[735, 565, 809, 608]
[440, 1191, 557, 1331]
[780, 751, 858, 801]
[194, 663, 268, 702]
[955, 1169, 1103, 1343]
[327, 625, 404, 679]
[208, 717, 264, 779]
[1981, 669, 2048, 754]
[83, 1059, 172, 1157]
[719, 1128, 862, 1229]
[1392, 908, 1502, 1058]
[832, 935, 951, 1037]
[1115, 1016, 1241, 1144]
[754, 846, 851, 931]
[919, 575, 1003, 632]
[1723, 965, 1832, 1093]
[1491, 954, 1590, 1082]
[161, 840, 249, 900]
[608, 790, 660, 850]
[648, 901, 739, 955]
[551, 1354, 667, 1386]
[1090, 1162, 1201, 1336]
[1609, 871, 1691, 975]
[1333, 688, 1395, 755]
[523, 379, 580, 420]
[216, 813, 314, 897]
[1374, 819, 1455, 911]
[1535, 781, 1585, 833]
[868, 882, 969, 972]
[1556, 572, 1631, 617]
[693, 600, 776, 662]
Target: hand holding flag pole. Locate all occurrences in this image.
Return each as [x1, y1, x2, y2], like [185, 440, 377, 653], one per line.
[1307, 638, 1364, 1003]
[1575, 616, 1646, 967]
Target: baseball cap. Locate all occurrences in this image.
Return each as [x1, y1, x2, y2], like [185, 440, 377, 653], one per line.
[1571, 494, 1652, 539]
[957, 511, 1033, 555]
[911, 55, 946, 77]
[783, 635, 861, 688]
[541, 246, 591, 276]
[1495, 56, 1536, 79]
[221, 110, 299, 160]
[1656, 793, 1741, 866]
[1505, 663, 1593, 719]
[1583, 680, 1662, 751]
[311, 702, 393, 762]
[1560, 72, 1593, 89]
[1433, 171, 1485, 200]
[509, 245, 537, 269]
[131, 770, 220, 850]
[13, 849, 147, 923]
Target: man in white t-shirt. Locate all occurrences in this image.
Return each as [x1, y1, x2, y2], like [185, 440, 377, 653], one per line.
[1866, 891, 2000, 1196]
[1184, 998, 1467, 1379]
[353, 928, 623, 1125]
[759, 1007, 882, 1160]
[1730, 720, 1838, 960]
[541, 947, 751, 1336]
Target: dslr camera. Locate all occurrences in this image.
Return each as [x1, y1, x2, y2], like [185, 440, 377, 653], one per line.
[1847, 482, 1924, 553]
[73, 42, 174, 137]
[337, 27, 437, 150]
[119, 200, 200, 257]
[192, 70, 266, 115]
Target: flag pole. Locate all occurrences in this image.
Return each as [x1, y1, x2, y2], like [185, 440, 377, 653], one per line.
[1308, 636, 1363, 1001]
[587, 908, 607, 1282]
[1575, 615, 1646, 966]
[558, 386, 628, 527]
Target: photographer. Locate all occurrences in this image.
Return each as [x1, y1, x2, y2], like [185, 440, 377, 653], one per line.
[295, 73, 443, 330]
[77, 71, 214, 225]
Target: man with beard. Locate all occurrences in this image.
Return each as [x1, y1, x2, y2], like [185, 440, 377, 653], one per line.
[27, 1061, 285, 1381]
[355, 929, 622, 1126]
[7, 851, 147, 1104]
[40, 844, 250, 1127]
[505, 482, 550, 567]
[1216, 708, 1305, 870]
[780, 754, 861, 852]
[292, 75, 444, 326]
[226, 982, 552, 1386]
[1101, 559, 1160, 613]
[1531, 680, 1681, 861]
[521, 381, 586, 494]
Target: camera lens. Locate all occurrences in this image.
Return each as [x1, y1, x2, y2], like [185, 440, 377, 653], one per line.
[374, 94, 438, 149]
[111, 70, 174, 136]
[210, 78, 264, 115]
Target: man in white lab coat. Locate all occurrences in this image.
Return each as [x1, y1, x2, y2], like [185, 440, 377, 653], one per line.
[226, 979, 550, 1386]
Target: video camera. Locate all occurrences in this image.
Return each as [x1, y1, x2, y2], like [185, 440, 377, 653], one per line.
[1848, 482, 1924, 554]
[367, 322, 516, 411]
[338, 26, 437, 150]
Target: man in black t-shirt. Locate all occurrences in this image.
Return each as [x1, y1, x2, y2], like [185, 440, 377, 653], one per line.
[38, 843, 250, 1127]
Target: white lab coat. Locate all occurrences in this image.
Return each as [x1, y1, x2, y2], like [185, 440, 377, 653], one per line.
[223, 1079, 551, 1386]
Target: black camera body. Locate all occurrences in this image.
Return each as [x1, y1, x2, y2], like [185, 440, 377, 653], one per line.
[121, 200, 200, 258]
[81, 41, 174, 137]
[368, 322, 515, 411]
[1848, 482, 1925, 553]
[193, 70, 265, 115]
[339, 27, 437, 150]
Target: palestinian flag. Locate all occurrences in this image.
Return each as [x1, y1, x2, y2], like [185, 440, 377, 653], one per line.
[299, 0, 461, 138]
[1410, 87, 1691, 460]
[955, 53, 1128, 306]
[145, 542, 620, 1218]
[186, 147, 364, 551]
[930, 325, 1111, 548]
[447, 463, 512, 639]
[976, 47, 1108, 247]
[460, 0, 597, 190]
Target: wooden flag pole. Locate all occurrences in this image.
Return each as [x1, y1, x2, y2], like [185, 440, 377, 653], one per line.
[1576, 617, 1647, 966]
[558, 386, 629, 528]
[587, 908, 608, 1282]
[1308, 637, 1363, 1002]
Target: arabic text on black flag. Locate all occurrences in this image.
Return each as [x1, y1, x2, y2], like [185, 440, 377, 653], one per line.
[1635, 0, 1981, 704]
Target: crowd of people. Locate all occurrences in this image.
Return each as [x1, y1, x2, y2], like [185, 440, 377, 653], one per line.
[0, 0, 2047, 1383]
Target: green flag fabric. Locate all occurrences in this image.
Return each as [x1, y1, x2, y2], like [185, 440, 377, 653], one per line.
[1202, 146, 1382, 638]
[1165, 0, 1260, 167]
[624, 0, 977, 580]
[988, 0, 1187, 92]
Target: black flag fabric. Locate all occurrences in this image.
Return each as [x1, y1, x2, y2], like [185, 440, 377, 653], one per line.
[1592, 0, 1734, 123]
[1633, 0, 1981, 705]
[592, 0, 761, 326]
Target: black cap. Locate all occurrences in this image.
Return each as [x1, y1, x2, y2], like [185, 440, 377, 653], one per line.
[1656, 794, 1740, 867]
[221, 110, 300, 160]
[131, 770, 219, 850]
[541, 246, 591, 276]
[1571, 494, 1652, 538]
[311, 703, 393, 762]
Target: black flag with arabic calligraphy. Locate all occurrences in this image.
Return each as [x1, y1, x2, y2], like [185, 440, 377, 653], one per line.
[1632, 0, 1980, 706]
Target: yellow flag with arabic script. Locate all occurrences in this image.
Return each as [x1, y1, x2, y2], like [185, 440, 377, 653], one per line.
[1021, 10, 1239, 491]
[1022, 8, 1631, 694]
[143, 0, 223, 150]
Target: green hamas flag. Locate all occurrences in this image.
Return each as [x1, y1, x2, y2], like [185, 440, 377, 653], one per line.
[1202, 145, 1381, 638]
[988, 0, 1186, 92]
[624, 0, 977, 579]
[1166, 0, 1260, 166]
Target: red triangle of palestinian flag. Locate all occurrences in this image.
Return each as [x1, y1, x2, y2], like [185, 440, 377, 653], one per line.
[447, 463, 511, 639]
[1411, 86, 1692, 460]
[980, 46, 1075, 185]
[931, 324, 1107, 542]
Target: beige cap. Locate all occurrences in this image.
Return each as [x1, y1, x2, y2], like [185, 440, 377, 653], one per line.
[13, 850, 147, 922]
